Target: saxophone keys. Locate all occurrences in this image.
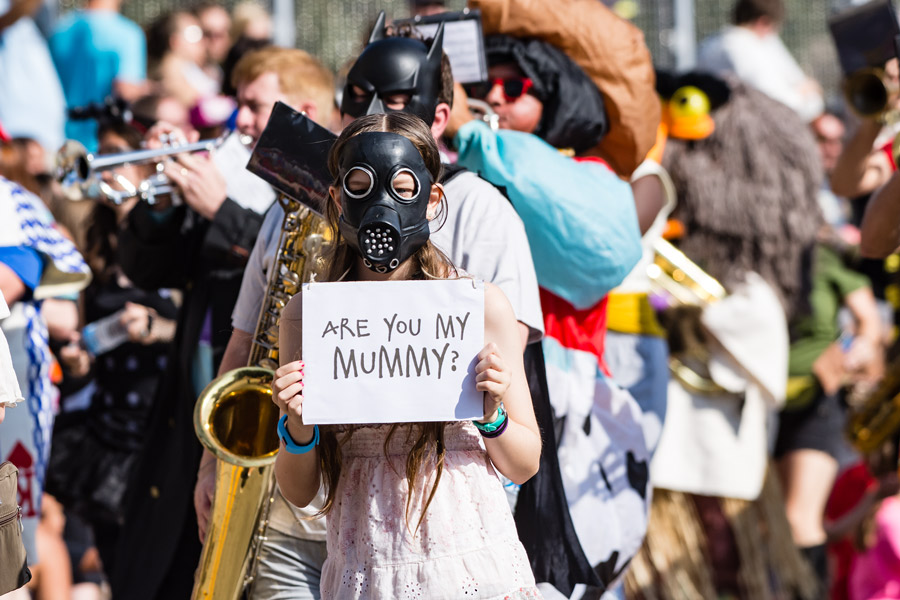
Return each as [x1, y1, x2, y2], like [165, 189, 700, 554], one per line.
[258, 357, 278, 371]
[281, 271, 301, 294]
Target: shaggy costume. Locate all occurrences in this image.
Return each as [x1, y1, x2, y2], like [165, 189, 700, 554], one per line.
[454, 27, 654, 597]
[625, 77, 822, 599]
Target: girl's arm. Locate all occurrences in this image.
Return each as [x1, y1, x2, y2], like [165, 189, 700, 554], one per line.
[273, 292, 321, 508]
[478, 283, 541, 485]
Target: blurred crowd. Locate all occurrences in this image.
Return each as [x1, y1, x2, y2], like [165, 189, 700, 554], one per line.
[0, 0, 900, 599]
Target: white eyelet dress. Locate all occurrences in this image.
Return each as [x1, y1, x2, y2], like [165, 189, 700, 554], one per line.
[318, 420, 542, 599]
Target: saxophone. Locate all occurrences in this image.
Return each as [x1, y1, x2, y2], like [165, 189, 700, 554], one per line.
[846, 356, 900, 455]
[192, 196, 328, 599]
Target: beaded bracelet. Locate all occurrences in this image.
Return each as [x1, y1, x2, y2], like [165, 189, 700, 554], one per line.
[473, 405, 508, 438]
[277, 414, 319, 455]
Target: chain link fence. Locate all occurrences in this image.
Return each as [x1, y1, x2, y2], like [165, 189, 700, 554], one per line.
[59, 0, 466, 71]
[59, 0, 892, 102]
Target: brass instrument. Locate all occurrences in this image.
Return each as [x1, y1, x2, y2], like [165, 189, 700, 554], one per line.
[846, 357, 900, 454]
[648, 238, 729, 394]
[191, 104, 336, 599]
[192, 198, 328, 599]
[55, 135, 225, 204]
[843, 67, 899, 121]
[468, 98, 499, 131]
[893, 131, 900, 167]
[647, 238, 727, 308]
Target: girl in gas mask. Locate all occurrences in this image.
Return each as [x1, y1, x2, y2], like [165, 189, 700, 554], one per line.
[272, 112, 543, 599]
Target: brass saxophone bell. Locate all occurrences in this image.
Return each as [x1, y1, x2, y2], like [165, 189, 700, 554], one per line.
[193, 366, 279, 467]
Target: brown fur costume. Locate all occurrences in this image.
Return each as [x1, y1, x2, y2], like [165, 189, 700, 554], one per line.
[663, 79, 823, 319]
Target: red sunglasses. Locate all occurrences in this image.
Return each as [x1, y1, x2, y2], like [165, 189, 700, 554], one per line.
[464, 77, 535, 103]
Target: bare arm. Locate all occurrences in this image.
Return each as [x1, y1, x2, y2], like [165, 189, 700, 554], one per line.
[0, 263, 25, 305]
[861, 170, 900, 258]
[42, 298, 79, 341]
[843, 286, 885, 381]
[516, 322, 529, 351]
[478, 283, 541, 485]
[631, 174, 667, 235]
[831, 119, 892, 199]
[845, 286, 883, 345]
[273, 293, 321, 508]
[113, 79, 150, 103]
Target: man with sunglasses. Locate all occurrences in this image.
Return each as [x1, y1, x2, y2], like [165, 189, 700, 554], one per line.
[199, 18, 544, 599]
[446, 33, 651, 599]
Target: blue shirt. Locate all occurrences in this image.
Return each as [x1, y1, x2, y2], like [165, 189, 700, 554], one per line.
[49, 10, 146, 152]
[0, 1, 66, 151]
[0, 246, 44, 293]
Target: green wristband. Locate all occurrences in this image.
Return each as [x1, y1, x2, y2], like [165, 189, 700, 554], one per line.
[473, 405, 507, 433]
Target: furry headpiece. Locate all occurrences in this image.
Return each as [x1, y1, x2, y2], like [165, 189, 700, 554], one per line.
[664, 78, 823, 319]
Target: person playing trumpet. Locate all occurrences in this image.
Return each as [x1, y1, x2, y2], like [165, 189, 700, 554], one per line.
[49, 120, 179, 585]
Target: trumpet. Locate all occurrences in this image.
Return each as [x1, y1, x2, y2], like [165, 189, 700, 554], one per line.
[843, 67, 899, 121]
[468, 98, 499, 131]
[56, 135, 225, 205]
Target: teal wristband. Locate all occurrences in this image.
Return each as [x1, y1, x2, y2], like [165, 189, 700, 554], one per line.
[277, 415, 319, 454]
[473, 405, 507, 434]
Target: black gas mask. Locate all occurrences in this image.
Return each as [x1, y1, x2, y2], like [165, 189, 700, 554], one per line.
[336, 132, 434, 273]
[340, 12, 444, 126]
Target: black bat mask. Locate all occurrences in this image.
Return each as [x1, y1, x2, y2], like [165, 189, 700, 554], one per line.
[337, 132, 433, 273]
[340, 12, 444, 126]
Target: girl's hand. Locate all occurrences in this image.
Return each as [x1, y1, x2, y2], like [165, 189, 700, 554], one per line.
[272, 360, 313, 440]
[59, 333, 91, 377]
[475, 342, 510, 421]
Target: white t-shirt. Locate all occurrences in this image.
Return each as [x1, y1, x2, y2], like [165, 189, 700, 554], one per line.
[615, 160, 677, 294]
[0, 291, 22, 408]
[697, 26, 824, 123]
[230, 168, 544, 539]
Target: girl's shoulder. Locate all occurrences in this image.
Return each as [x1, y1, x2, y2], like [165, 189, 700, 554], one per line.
[483, 281, 512, 312]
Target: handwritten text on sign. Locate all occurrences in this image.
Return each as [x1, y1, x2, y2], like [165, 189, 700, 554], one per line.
[301, 279, 485, 425]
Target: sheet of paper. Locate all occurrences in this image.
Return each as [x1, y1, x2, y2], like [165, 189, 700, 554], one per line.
[414, 19, 488, 84]
[301, 279, 485, 425]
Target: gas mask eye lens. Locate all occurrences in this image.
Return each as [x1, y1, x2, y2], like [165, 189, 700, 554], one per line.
[342, 166, 375, 199]
[391, 168, 420, 201]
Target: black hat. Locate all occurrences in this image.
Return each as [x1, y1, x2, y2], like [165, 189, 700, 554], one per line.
[485, 35, 608, 153]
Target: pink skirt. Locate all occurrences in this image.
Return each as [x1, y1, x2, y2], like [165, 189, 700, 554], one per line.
[319, 421, 542, 599]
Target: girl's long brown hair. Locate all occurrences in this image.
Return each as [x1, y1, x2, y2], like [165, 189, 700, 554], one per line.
[316, 113, 453, 532]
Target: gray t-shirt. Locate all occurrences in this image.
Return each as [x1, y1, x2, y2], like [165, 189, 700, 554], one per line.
[231, 168, 544, 539]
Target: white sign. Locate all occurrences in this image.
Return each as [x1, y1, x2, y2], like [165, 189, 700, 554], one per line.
[301, 279, 485, 425]
[413, 19, 488, 84]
